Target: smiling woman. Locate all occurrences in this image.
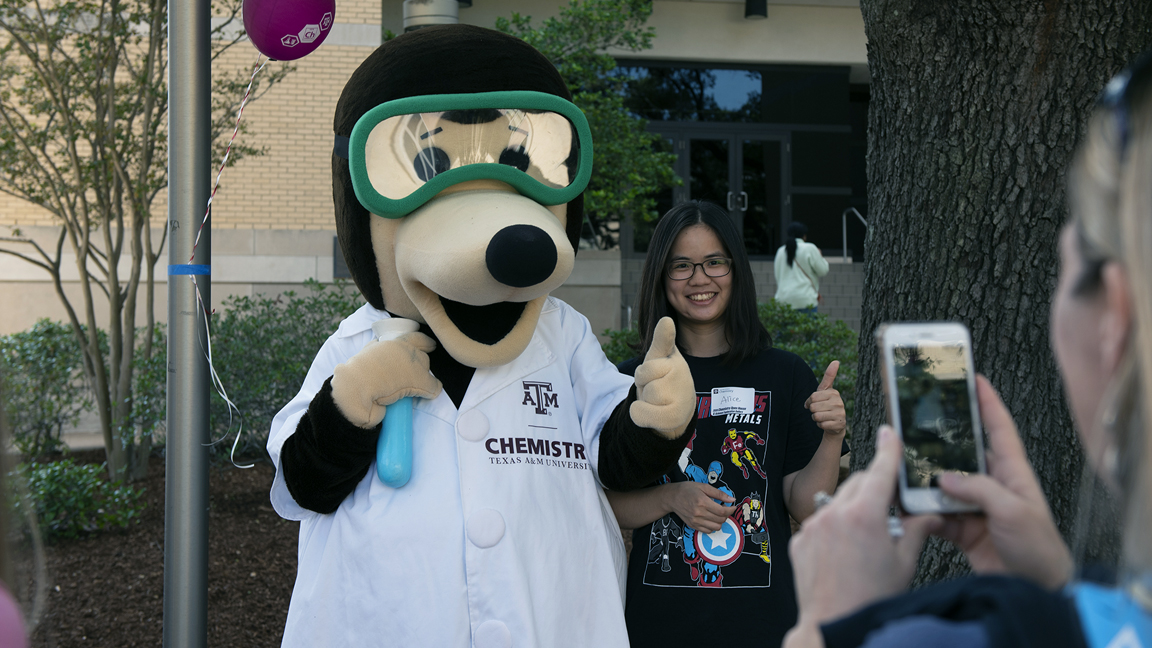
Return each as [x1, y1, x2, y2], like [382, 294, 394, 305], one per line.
[663, 225, 733, 335]
[633, 201, 760, 364]
[605, 200, 850, 648]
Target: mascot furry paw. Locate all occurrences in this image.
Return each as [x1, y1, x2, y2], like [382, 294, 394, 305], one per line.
[267, 24, 695, 648]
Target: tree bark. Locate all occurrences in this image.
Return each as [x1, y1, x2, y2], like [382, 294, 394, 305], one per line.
[855, 0, 1152, 583]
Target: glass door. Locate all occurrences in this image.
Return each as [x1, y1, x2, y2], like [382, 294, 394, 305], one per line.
[740, 138, 784, 256]
[635, 126, 788, 257]
[686, 133, 786, 257]
[687, 136, 731, 210]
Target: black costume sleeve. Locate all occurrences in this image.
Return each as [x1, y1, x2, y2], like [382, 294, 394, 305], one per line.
[820, 575, 1087, 648]
[280, 377, 380, 514]
[597, 385, 695, 492]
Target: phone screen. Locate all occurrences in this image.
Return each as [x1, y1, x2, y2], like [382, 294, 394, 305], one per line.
[893, 341, 980, 489]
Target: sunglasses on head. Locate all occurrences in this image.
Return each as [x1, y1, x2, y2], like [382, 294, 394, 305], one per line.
[1096, 50, 1152, 155]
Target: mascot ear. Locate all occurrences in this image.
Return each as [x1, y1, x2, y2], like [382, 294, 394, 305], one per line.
[565, 193, 584, 253]
[333, 153, 386, 309]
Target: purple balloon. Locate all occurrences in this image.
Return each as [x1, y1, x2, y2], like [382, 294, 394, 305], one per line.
[243, 0, 336, 61]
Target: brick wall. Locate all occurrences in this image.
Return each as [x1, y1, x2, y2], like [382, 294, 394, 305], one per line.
[751, 258, 864, 333]
[208, 1, 380, 232]
[0, 0, 382, 231]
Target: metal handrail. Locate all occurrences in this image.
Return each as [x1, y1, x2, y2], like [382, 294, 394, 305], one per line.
[842, 207, 867, 262]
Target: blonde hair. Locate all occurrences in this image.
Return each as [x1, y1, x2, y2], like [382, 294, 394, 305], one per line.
[1068, 64, 1152, 578]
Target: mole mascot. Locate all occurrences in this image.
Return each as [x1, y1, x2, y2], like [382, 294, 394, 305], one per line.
[267, 24, 697, 648]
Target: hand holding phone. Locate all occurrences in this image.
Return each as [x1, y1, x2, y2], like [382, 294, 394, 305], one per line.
[933, 375, 1074, 588]
[877, 322, 987, 515]
[788, 426, 943, 629]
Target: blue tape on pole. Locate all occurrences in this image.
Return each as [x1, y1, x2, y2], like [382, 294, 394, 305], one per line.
[168, 264, 211, 276]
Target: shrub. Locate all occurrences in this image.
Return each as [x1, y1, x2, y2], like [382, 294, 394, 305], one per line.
[601, 326, 641, 366]
[0, 319, 93, 456]
[130, 324, 168, 443]
[115, 280, 368, 463]
[10, 459, 145, 541]
[599, 300, 859, 425]
[206, 280, 365, 459]
[757, 299, 858, 424]
[0, 318, 166, 463]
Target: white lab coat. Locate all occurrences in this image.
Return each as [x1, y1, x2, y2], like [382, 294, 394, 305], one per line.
[268, 297, 632, 648]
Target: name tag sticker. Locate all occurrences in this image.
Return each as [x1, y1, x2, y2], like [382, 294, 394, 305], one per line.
[710, 387, 755, 416]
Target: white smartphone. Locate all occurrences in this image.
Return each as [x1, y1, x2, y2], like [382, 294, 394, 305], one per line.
[876, 322, 987, 514]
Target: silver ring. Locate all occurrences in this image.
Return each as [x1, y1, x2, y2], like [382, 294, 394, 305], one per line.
[887, 515, 905, 539]
[813, 490, 832, 510]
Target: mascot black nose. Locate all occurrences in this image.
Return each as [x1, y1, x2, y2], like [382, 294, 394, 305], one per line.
[486, 224, 558, 288]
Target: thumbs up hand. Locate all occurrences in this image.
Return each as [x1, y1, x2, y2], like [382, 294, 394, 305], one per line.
[630, 317, 696, 439]
[805, 360, 846, 435]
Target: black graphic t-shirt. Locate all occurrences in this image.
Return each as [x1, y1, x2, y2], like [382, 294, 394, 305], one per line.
[618, 348, 823, 648]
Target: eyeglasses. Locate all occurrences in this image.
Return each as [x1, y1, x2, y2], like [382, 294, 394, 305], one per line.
[666, 258, 732, 280]
[341, 90, 594, 218]
[1096, 49, 1152, 155]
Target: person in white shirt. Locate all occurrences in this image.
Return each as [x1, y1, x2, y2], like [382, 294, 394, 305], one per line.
[774, 222, 830, 313]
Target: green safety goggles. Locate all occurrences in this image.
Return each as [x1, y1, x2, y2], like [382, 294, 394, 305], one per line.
[344, 91, 594, 218]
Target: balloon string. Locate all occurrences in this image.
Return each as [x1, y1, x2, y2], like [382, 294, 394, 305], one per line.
[184, 53, 267, 468]
[189, 54, 269, 262]
[192, 273, 253, 469]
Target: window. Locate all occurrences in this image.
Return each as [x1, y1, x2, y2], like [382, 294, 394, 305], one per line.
[616, 61, 868, 261]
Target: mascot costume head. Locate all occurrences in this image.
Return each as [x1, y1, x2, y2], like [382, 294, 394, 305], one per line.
[332, 23, 588, 368]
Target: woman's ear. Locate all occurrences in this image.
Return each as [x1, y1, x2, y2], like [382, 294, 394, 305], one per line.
[1099, 261, 1133, 374]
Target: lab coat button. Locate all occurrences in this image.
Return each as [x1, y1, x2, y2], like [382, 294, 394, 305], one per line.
[474, 620, 511, 648]
[466, 509, 505, 548]
[457, 410, 490, 442]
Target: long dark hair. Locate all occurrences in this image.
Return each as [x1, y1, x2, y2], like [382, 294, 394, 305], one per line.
[635, 200, 770, 366]
[785, 221, 808, 267]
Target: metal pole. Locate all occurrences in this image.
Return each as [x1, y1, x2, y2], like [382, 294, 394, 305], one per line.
[841, 207, 869, 263]
[164, 0, 211, 645]
[842, 210, 848, 262]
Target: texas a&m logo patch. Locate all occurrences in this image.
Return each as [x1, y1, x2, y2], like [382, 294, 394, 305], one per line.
[522, 381, 558, 415]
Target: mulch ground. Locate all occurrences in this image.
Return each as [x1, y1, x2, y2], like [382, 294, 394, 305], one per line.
[7, 453, 834, 646]
[11, 451, 298, 648]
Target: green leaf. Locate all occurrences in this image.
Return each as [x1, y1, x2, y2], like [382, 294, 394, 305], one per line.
[495, 0, 678, 249]
[130, 280, 366, 462]
[9, 459, 145, 542]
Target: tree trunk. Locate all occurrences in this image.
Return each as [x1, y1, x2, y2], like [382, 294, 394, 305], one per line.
[855, 0, 1152, 583]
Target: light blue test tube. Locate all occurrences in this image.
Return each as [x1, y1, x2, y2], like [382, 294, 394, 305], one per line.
[370, 318, 422, 487]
